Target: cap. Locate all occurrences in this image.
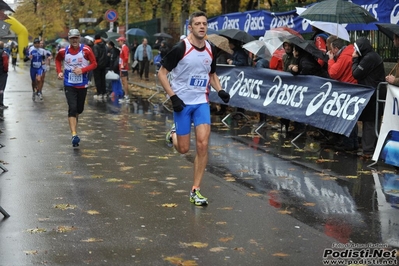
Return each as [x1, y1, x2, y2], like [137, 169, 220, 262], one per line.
[94, 34, 102, 40]
[180, 35, 186, 40]
[68, 29, 80, 38]
[33, 38, 40, 43]
[116, 36, 126, 42]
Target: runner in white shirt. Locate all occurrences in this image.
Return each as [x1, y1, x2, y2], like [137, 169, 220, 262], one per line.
[158, 11, 230, 206]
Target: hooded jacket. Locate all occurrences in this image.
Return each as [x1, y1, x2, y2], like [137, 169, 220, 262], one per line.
[328, 44, 357, 84]
[352, 37, 386, 121]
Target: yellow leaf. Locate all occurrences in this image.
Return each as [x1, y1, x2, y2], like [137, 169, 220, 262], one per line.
[87, 210, 100, 215]
[345, 175, 358, 179]
[56, 226, 76, 233]
[219, 236, 234, 242]
[209, 247, 228, 252]
[148, 191, 162, 196]
[81, 238, 103, 242]
[91, 175, 104, 179]
[179, 166, 191, 169]
[120, 166, 134, 171]
[273, 252, 290, 257]
[303, 202, 316, 207]
[24, 250, 38, 255]
[278, 210, 292, 214]
[180, 242, 208, 248]
[162, 203, 178, 208]
[118, 184, 133, 189]
[106, 178, 124, 182]
[54, 204, 77, 210]
[246, 193, 262, 197]
[216, 221, 227, 225]
[27, 228, 46, 233]
[224, 177, 235, 182]
[218, 207, 233, 210]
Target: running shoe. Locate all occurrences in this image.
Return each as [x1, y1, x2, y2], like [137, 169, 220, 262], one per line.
[190, 189, 208, 206]
[32, 91, 36, 101]
[165, 123, 176, 147]
[118, 96, 129, 103]
[71, 135, 80, 147]
[38, 92, 43, 101]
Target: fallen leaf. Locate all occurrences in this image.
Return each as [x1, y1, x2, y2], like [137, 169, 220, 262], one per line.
[24, 250, 38, 255]
[209, 247, 228, 252]
[91, 175, 104, 179]
[345, 175, 358, 179]
[118, 184, 133, 189]
[81, 238, 103, 242]
[234, 247, 245, 252]
[278, 210, 292, 215]
[219, 236, 234, 242]
[218, 207, 233, 210]
[303, 202, 316, 207]
[120, 166, 134, 171]
[106, 178, 124, 182]
[27, 228, 47, 234]
[162, 203, 178, 208]
[148, 191, 162, 196]
[272, 252, 290, 257]
[180, 242, 208, 248]
[87, 210, 100, 215]
[224, 177, 235, 182]
[54, 204, 77, 210]
[246, 193, 262, 197]
[56, 226, 76, 233]
[216, 221, 227, 225]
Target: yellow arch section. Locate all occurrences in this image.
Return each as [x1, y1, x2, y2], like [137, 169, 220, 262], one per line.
[4, 16, 29, 59]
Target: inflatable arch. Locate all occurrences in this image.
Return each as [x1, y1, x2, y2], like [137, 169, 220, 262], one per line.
[4, 16, 28, 59]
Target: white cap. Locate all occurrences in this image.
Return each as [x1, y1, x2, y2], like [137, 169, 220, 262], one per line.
[180, 35, 186, 40]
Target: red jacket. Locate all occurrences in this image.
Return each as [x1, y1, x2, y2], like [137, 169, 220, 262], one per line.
[328, 44, 357, 84]
[1, 50, 8, 73]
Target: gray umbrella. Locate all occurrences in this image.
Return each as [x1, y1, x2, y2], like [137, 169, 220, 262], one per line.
[154, 32, 173, 39]
[376, 23, 399, 41]
[299, 0, 377, 24]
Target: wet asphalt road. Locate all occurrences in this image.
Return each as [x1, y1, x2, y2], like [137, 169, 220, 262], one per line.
[0, 62, 398, 266]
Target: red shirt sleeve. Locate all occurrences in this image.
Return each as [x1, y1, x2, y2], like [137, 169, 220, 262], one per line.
[55, 45, 97, 74]
[55, 48, 66, 74]
[3, 52, 8, 73]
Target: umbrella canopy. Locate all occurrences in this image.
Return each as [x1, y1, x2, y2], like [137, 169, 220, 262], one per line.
[218, 29, 255, 44]
[154, 32, 173, 39]
[286, 35, 326, 62]
[207, 34, 233, 54]
[262, 27, 303, 59]
[243, 40, 267, 58]
[310, 21, 350, 42]
[299, 0, 377, 24]
[296, 7, 350, 42]
[376, 23, 399, 41]
[126, 28, 149, 37]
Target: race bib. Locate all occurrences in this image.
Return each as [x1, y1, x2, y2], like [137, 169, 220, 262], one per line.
[68, 72, 83, 84]
[188, 74, 208, 89]
[33, 62, 41, 68]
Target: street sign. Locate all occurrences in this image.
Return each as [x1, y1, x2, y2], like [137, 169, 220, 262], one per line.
[105, 9, 117, 23]
[79, 18, 97, 23]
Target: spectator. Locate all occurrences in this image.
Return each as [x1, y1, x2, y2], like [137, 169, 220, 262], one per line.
[290, 44, 329, 78]
[386, 33, 399, 85]
[93, 34, 108, 100]
[0, 42, 9, 109]
[310, 26, 329, 68]
[130, 39, 139, 74]
[134, 38, 153, 81]
[327, 36, 358, 151]
[352, 37, 386, 157]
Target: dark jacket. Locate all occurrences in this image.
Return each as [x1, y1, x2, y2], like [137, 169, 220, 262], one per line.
[93, 40, 108, 69]
[291, 52, 329, 78]
[352, 37, 386, 121]
[159, 42, 169, 58]
[231, 47, 249, 66]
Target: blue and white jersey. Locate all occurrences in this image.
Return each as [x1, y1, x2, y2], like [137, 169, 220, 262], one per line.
[29, 46, 46, 69]
[63, 44, 89, 88]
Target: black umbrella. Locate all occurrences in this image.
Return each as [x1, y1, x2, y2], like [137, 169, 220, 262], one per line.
[299, 0, 377, 24]
[218, 29, 255, 44]
[0, 0, 14, 13]
[154, 32, 173, 39]
[286, 35, 327, 62]
[376, 23, 399, 41]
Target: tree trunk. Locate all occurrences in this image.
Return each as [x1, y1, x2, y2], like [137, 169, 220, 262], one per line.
[221, 0, 240, 14]
[180, 0, 189, 35]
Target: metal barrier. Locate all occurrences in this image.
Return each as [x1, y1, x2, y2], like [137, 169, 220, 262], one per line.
[368, 82, 388, 168]
[0, 142, 9, 218]
[147, 69, 172, 112]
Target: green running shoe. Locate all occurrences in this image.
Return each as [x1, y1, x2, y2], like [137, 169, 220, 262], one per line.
[190, 189, 208, 206]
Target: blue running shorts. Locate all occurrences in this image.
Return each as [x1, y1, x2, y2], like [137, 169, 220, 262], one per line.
[173, 103, 210, 135]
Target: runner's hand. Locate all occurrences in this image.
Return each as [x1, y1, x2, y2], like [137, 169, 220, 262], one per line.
[218, 90, 230, 103]
[170, 95, 186, 112]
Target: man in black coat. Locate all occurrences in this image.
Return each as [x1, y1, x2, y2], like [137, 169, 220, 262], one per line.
[93, 34, 108, 100]
[352, 37, 386, 157]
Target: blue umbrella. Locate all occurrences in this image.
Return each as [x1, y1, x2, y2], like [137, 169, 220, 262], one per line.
[126, 28, 149, 37]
